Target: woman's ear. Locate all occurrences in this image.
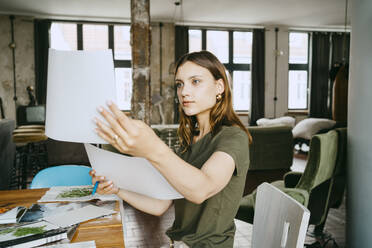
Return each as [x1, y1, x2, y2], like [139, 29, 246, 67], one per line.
[216, 79, 225, 94]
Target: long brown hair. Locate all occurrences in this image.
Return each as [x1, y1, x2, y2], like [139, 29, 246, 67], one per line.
[175, 51, 252, 150]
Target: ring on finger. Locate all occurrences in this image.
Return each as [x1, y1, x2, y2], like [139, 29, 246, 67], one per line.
[113, 134, 119, 143]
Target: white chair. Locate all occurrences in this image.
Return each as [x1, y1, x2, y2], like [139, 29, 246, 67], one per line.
[251, 183, 310, 248]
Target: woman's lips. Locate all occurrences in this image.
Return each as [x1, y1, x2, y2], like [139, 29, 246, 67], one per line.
[182, 101, 193, 106]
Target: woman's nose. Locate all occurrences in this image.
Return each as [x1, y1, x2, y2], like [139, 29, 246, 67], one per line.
[180, 83, 191, 97]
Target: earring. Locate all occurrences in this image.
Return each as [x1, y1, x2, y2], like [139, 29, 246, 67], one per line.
[216, 94, 222, 101]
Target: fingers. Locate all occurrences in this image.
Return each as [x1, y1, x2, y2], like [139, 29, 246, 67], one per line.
[107, 101, 135, 134]
[94, 124, 116, 144]
[90, 174, 118, 195]
[96, 180, 118, 195]
[91, 173, 103, 185]
[96, 107, 130, 146]
[95, 127, 127, 153]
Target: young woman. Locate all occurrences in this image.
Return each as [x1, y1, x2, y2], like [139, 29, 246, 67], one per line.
[90, 51, 251, 248]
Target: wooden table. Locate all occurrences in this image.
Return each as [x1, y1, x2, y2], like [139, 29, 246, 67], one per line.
[0, 188, 125, 247]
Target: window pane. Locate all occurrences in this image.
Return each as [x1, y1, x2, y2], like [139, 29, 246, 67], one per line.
[233, 32, 252, 63]
[289, 32, 308, 64]
[207, 31, 228, 63]
[50, 23, 77, 50]
[83, 24, 108, 50]
[288, 70, 308, 109]
[189, 30, 202, 53]
[233, 71, 251, 111]
[114, 25, 131, 60]
[115, 68, 132, 110]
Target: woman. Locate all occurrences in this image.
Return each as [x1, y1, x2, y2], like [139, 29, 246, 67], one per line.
[90, 51, 251, 247]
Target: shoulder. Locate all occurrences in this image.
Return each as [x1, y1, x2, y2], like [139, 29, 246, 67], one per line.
[212, 125, 249, 148]
[212, 125, 250, 175]
[215, 125, 248, 139]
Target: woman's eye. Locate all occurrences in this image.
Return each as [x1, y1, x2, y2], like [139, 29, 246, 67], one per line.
[175, 82, 183, 88]
[192, 79, 200, 84]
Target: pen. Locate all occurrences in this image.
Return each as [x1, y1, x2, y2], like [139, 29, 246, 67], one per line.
[92, 181, 99, 195]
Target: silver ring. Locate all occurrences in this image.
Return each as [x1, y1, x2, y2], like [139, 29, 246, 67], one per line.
[113, 134, 119, 143]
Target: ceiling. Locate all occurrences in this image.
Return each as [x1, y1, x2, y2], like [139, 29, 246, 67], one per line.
[0, 0, 351, 29]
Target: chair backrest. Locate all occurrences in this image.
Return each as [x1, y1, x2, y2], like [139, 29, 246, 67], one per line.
[296, 130, 339, 192]
[252, 183, 310, 248]
[247, 125, 293, 170]
[30, 165, 92, 189]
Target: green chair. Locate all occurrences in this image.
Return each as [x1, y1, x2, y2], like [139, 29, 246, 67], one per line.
[243, 125, 294, 195]
[311, 128, 347, 234]
[236, 129, 340, 227]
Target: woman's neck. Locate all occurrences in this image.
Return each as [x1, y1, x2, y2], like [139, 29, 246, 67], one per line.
[195, 112, 211, 140]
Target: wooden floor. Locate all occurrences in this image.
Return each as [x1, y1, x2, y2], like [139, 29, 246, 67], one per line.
[122, 152, 346, 247]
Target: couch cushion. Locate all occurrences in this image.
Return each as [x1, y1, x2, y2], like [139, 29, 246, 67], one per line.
[256, 116, 296, 128]
[292, 118, 336, 140]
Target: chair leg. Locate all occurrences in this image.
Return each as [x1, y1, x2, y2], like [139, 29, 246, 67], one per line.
[309, 208, 330, 238]
[313, 221, 326, 236]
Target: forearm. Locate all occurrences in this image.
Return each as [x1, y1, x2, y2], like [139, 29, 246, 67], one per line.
[116, 188, 172, 216]
[147, 145, 215, 204]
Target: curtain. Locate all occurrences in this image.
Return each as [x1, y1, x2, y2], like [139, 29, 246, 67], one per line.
[174, 26, 189, 62]
[250, 29, 265, 126]
[34, 19, 51, 105]
[174, 26, 189, 123]
[331, 33, 350, 65]
[309, 32, 330, 118]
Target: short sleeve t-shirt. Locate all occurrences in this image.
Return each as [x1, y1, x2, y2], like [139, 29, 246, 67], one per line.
[166, 126, 250, 248]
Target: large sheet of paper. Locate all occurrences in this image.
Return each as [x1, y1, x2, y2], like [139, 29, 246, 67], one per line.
[44, 205, 116, 228]
[40, 241, 96, 248]
[45, 49, 116, 144]
[84, 144, 184, 200]
[38, 186, 118, 203]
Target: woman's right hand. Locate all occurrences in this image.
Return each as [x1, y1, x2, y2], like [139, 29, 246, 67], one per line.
[89, 169, 119, 195]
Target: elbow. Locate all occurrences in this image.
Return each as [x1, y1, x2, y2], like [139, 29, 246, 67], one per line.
[190, 198, 204, 205]
[152, 210, 165, 217]
[187, 191, 209, 205]
[151, 200, 172, 216]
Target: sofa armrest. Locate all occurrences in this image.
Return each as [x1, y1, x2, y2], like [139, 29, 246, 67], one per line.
[257, 181, 309, 206]
[283, 171, 303, 188]
[282, 188, 309, 206]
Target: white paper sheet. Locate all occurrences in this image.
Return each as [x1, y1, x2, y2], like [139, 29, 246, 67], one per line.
[45, 49, 116, 144]
[40, 241, 96, 248]
[0, 221, 61, 242]
[84, 144, 184, 200]
[38, 186, 118, 203]
[44, 205, 116, 228]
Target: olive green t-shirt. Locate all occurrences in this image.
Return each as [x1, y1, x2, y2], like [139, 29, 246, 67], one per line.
[166, 126, 250, 248]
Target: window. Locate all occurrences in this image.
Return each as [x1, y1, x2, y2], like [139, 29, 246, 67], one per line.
[188, 29, 252, 111]
[50, 22, 132, 111]
[288, 32, 309, 110]
[50, 23, 77, 50]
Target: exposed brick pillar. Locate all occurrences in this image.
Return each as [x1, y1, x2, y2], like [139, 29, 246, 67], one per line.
[130, 0, 151, 124]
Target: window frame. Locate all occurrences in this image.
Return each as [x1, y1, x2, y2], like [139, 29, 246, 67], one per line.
[188, 27, 252, 112]
[288, 31, 310, 111]
[50, 20, 132, 111]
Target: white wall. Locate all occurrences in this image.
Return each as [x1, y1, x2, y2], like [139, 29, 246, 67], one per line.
[347, 0, 372, 246]
[264, 26, 289, 119]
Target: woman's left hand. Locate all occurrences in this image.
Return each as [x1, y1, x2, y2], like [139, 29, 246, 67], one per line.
[94, 101, 167, 159]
